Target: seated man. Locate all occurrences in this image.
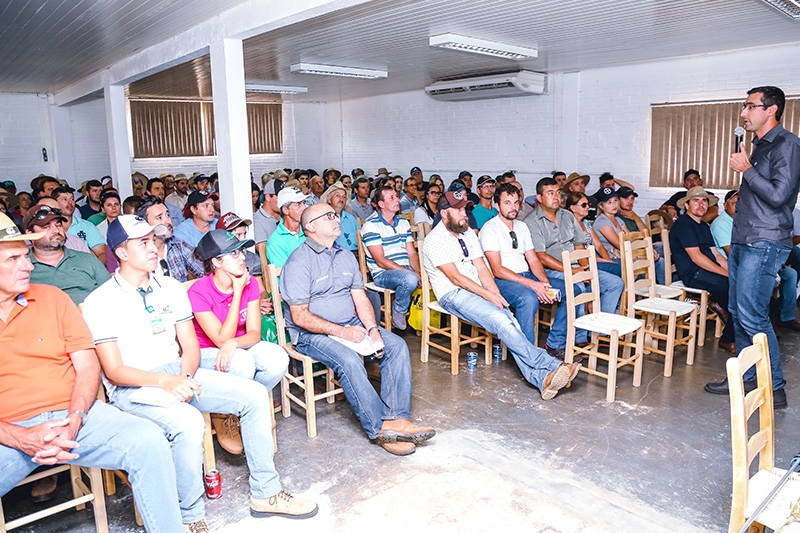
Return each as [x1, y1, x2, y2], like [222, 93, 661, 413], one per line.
[479, 182, 572, 349]
[26, 206, 109, 305]
[398, 177, 420, 215]
[669, 187, 736, 353]
[267, 187, 308, 268]
[134, 196, 204, 282]
[471, 176, 498, 230]
[172, 190, 218, 247]
[362, 185, 421, 331]
[144, 177, 184, 229]
[524, 177, 624, 321]
[351, 176, 375, 221]
[253, 179, 283, 260]
[663, 169, 702, 215]
[82, 215, 318, 530]
[423, 191, 579, 400]
[0, 213, 185, 532]
[322, 182, 359, 253]
[51, 186, 107, 262]
[281, 203, 435, 456]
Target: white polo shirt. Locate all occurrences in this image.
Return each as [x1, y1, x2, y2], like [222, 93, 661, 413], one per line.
[82, 272, 193, 395]
[422, 221, 484, 300]
[479, 217, 535, 275]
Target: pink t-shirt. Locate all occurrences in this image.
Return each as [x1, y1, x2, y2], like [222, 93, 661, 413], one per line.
[187, 274, 260, 348]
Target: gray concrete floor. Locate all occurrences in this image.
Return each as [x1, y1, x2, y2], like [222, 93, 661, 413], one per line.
[5, 320, 800, 532]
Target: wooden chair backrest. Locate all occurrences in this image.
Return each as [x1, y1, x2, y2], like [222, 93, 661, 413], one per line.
[266, 264, 290, 350]
[398, 212, 414, 225]
[661, 226, 677, 285]
[621, 235, 658, 315]
[619, 229, 651, 293]
[182, 279, 199, 290]
[356, 230, 371, 283]
[561, 247, 601, 324]
[727, 333, 774, 532]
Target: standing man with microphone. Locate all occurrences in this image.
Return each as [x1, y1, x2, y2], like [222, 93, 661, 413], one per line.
[705, 86, 800, 408]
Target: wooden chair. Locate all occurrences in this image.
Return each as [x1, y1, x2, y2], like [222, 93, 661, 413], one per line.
[621, 236, 698, 377]
[727, 333, 800, 533]
[618, 230, 685, 317]
[356, 230, 396, 332]
[419, 256, 492, 375]
[267, 264, 345, 438]
[0, 465, 108, 532]
[656, 222, 723, 346]
[561, 247, 645, 402]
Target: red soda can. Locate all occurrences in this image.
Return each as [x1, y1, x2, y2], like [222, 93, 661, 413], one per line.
[204, 470, 221, 499]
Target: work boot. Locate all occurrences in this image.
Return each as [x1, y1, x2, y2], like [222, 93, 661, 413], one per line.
[31, 474, 58, 503]
[377, 440, 416, 456]
[211, 413, 243, 455]
[184, 519, 210, 533]
[376, 419, 436, 444]
[541, 364, 571, 400]
[250, 490, 319, 519]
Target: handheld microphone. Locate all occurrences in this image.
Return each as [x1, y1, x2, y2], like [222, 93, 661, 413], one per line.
[734, 126, 745, 153]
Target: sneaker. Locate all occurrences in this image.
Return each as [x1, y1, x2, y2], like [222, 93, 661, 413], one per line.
[541, 364, 571, 401]
[184, 519, 210, 533]
[211, 413, 244, 455]
[391, 311, 407, 331]
[774, 388, 788, 409]
[250, 490, 319, 519]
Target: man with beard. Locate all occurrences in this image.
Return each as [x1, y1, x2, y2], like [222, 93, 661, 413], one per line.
[135, 196, 204, 282]
[145, 177, 183, 228]
[422, 190, 579, 400]
[26, 207, 109, 305]
[479, 182, 567, 348]
[165, 174, 190, 211]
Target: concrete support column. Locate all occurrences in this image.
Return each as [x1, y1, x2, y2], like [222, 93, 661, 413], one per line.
[51, 104, 76, 187]
[209, 38, 251, 219]
[104, 83, 133, 197]
[554, 71, 580, 173]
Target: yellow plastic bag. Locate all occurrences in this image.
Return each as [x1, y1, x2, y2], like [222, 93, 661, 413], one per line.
[408, 288, 440, 331]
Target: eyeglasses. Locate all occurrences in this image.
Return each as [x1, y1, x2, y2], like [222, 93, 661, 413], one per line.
[741, 103, 768, 111]
[457, 238, 469, 258]
[509, 230, 518, 249]
[428, 191, 442, 196]
[307, 211, 340, 224]
[30, 206, 64, 220]
[217, 248, 243, 260]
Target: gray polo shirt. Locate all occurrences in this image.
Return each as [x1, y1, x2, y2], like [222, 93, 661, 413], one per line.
[523, 204, 584, 263]
[280, 238, 365, 343]
[253, 207, 279, 245]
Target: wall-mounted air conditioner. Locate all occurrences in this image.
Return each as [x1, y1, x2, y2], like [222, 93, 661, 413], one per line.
[424, 70, 547, 101]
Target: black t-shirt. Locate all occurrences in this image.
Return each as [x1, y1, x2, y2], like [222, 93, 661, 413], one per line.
[669, 214, 719, 282]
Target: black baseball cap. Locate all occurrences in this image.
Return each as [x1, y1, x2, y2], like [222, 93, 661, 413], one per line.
[595, 187, 619, 203]
[616, 186, 638, 199]
[195, 229, 255, 261]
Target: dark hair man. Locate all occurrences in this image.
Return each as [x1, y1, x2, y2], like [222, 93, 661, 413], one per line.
[78, 179, 104, 219]
[51, 186, 107, 263]
[145, 177, 183, 229]
[704, 86, 800, 408]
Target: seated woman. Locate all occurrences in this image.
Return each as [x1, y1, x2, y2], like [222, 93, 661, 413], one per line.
[565, 191, 621, 277]
[188, 229, 289, 453]
[413, 182, 441, 226]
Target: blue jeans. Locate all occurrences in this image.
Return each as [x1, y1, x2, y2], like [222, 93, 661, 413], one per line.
[0, 402, 184, 532]
[372, 267, 419, 314]
[295, 318, 411, 439]
[597, 259, 622, 277]
[778, 266, 798, 322]
[111, 364, 280, 524]
[200, 341, 289, 391]
[729, 242, 791, 389]
[438, 288, 561, 390]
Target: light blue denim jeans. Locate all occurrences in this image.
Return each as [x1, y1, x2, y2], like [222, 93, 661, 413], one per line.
[110, 364, 280, 524]
[729, 241, 791, 389]
[295, 318, 411, 439]
[438, 288, 561, 390]
[200, 340, 289, 391]
[372, 266, 420, 314]
[0, 401, 184, 532]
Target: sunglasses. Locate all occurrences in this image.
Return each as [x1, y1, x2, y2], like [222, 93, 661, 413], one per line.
[31, 205, 64, 220]
[509, 230, 518, 249]
[458, 238, 469, 258]
[577, 202, 589, 208]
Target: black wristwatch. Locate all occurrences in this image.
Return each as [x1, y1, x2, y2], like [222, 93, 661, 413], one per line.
[70, 410, 88, 426]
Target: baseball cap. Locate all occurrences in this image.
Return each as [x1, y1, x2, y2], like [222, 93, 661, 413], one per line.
[616, 186, 638, 199]
[1, 212, 44, 241]
[724, 189, 739, 203]
[196, 230, 255, 261]
[595, 187, 619, 203]
[107, 215, 168, 251]
[476, 176, 496, 187]
[23, 203, 68, 230]
[100, 176, 113, 185]
[2, 180, 16, 189]
[187, 190, 214, 208]
[410, 166, 422, 175]
[189, 173, 209, 186]
[438, 190, 473, 211]
[263, 179, 285, 196]
[448, 180, 466, 192]
[277, 186, 308, 209]
[458, 171, 472, 180]
[216, 212, 252, 231]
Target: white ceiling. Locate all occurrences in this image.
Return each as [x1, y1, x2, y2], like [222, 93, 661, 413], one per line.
[2, 0, 800, 102]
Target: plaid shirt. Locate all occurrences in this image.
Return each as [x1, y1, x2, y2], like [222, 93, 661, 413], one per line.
[163, 237, 204, 282]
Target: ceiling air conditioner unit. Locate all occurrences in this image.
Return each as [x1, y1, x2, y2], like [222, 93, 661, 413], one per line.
[425, 70, 546, 101]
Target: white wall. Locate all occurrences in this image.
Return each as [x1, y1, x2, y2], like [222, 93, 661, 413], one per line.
[0, 94, 58, 189]
[68, 97, 112, 184]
